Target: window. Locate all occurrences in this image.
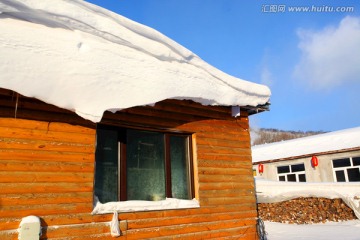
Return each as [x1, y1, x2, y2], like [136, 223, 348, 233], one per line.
[332, 157, 360, 182]
[94, 126, 194, 204]
[277, 163, 306, 182]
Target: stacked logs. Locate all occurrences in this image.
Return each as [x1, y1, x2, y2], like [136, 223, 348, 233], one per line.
[257, 197, 357, 224]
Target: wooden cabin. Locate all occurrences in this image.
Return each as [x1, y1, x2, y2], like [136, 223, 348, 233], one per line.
[0, 1, 271, 238]
[0, 88, 268, 239]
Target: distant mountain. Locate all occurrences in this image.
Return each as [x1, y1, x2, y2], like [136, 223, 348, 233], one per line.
[251, 128, 326, 146]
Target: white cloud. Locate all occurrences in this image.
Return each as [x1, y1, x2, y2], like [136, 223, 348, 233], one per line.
[294, 16, 360, 90]
[261, 66, 273, 87]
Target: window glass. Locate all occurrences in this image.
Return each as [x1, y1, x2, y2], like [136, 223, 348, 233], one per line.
[347, 168, 360, 182]
[352, 157, 360, 166]
[299, 174, 306, 182]
[126, 130, 165, 201]
[287, 174, 296, 182]
[277, 163, 306, 182]
[170, 135, 191, 199]
[333, 158, 351, 168]
[277, 166, 290, 174]
[94, 129, 119, 203]
[291, 164, 305, 172]
[335, 170, 346, 182]
[94, 126, 193, 204]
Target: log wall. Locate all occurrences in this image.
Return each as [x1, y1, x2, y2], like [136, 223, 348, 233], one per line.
[0, 89, 258, 239]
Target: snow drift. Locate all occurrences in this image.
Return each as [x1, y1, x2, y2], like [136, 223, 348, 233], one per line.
[0, 0, 270, 122]
[92, 196, 200, 214]
[255, 177, 360, 219]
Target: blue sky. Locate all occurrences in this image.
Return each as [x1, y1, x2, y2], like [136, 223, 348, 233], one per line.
[86, 0, 360, 132]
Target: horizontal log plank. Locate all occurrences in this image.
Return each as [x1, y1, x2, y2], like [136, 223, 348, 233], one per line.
[0, 230, 17, 240]
[199, 174, 254, 183]
[0, 192, 92, 206]
[116, 203, 257, 221]
[196, 137, 250, 148]
[0, 118, 95, 134]
[197, 152, 252, 162]
[44, 233, 116, 240]
[0, 138, 94, 154]
[0, 213, 110, 231]
[0, 171, 93, 183]
[121, 107, 211, 123]
[0, 108, 94, 128]
[0, 229, 119, 240]
[125, 218, 256, 239]
[127, 102, 231, 121]
[200, 196, 257, 206]
[43, 222, 110, 238]
[196, 159, 252, 169]
[0, 182, 93, 194]
[103, 111, 186, 129]
[195, 132, 250, 141]
[155, 226, 257, 240]
[127, 210, 257, 229]
[196, 145, 251, 155]
[199, 189, 255, 198]
[0, 95, 76, 115]
[178, 122, 249, 135]
[0, 160, 93, 173]
[0, 203, 93, 218]
[0, 126, 95, 144]
[0, 149, 94, 163]
[155, 99, 232, 115]
[197, 167, 254, 176]
[199, 182, 254, 191]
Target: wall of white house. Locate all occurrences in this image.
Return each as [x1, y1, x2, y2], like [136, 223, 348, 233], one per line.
[253, 150, 360, 183]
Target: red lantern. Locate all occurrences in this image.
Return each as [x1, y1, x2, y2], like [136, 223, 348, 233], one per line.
[258, 164, 264, 174]
[311, 156, 319, 168]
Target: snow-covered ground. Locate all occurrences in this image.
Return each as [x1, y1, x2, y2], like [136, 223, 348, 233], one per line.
[264, 220, 360, 240]
[256, 178, 360, 239]
[255, 178, 360, 219]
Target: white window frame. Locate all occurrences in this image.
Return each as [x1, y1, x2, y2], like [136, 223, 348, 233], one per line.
[277, 163, 306, 182]
[332, 156, 360, 182]
[93, 126, 200, 214]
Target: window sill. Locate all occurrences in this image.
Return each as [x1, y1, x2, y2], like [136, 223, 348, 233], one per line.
[92, 197, 200, 214]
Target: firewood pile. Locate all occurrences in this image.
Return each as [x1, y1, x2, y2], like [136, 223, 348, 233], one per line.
[257, 197, 357, 224]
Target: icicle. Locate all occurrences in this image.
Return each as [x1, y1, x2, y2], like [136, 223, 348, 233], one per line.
[15, 93, 19, 118]
[110, 211, 121, 237]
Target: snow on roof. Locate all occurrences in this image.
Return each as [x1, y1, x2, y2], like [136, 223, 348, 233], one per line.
[0, 0, 270, 122]
[252, 127, 360, 163]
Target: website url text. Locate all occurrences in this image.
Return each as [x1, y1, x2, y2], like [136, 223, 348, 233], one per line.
[262, 5, 355, 13]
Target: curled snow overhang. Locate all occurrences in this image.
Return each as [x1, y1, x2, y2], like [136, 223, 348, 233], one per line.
[0, 0, 270, 122]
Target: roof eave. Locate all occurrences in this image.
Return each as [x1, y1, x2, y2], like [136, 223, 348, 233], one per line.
[243, 102, 270, 115]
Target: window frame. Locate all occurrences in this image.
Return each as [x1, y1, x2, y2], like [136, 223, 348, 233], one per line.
[332, 157, 360, 182]
[277, 163, 306, 182]
[95, 125, 195, 203]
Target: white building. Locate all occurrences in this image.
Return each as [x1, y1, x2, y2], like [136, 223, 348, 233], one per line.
[252, 127, 360, 182]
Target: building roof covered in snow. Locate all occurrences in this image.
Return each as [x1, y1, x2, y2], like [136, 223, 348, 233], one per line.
[252, 127, 360, 163]
[0, 0, 270, 122]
